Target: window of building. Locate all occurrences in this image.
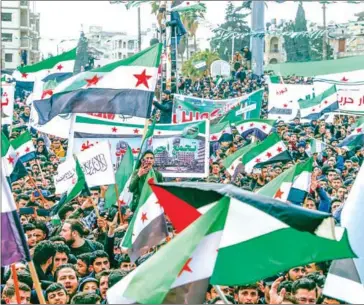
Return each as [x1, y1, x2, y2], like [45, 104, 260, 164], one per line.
[2, 33, 13, 42]
[118, 52, 122, 59]
[1, 12, 12, 22]
[123, 41, 126, 49]
[128, 40, 134, 50]
[118, 40, 122, 49]
[5, 53, 13, 62]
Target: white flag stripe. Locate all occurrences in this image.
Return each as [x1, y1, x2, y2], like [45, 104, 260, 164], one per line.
[219, 198, 289, 248]
[301, 91, 337, 118]
[54, 158, 77, 195]
[235, 122, 272, 135]
[291, 171, 311, 191]
[15, 141, 35, 157]
[276, 182, 292, 202]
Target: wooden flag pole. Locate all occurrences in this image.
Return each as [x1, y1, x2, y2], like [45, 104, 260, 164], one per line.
[27, 175, 47, 207]
[114, 184, 124, 224]
[10, 264, 21, 304]
[36, 159, 46, 186]
[28, 261, 46, 304]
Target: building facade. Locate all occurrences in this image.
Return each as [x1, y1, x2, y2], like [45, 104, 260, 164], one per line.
[2, 0, 40, 70]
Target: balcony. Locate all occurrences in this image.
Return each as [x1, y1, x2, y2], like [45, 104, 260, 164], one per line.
[269, 48, 280, 53]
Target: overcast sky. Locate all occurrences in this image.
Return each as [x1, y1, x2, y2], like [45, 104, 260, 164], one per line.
[34, 0, 364, 55]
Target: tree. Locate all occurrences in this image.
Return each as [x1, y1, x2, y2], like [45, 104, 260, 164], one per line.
[294, 3, 310, 62]
[73, 32, 89, 74]
[210, 2, 251, 61]
[181, 50, 220, 80]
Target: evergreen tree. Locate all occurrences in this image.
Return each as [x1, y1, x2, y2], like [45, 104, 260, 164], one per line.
[73, 32, 89, 74]
[293, 3, 310, 62]
[210, 2, 250, 61]
[282, 21, 296, 62]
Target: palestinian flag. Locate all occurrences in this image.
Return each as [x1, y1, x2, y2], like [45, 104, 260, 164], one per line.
[171, 1, 206, 12]
[105, 145, 134, 209]
[10, 131, 36, 163]
[223, 143, 257, 176]
[121, 171, 168, 262]
[107, 182, 355, 304]
[12, 48, 76, 92]
[338, 117, 364, 150]
[300, 86, 339, 120]
[33, 44, 162, 125]
[241, 133, 292, 173]
[210, 121, 231, 142]
[64, 158, 88, 204]
[258, 157, 313, 205]
[1, 132, 28, 183]
[233, 119, 275, 141]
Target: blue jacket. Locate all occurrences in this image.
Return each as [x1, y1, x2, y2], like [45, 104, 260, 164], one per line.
[318, 187, 331, 213]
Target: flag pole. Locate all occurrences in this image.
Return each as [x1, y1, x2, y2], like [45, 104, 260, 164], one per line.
[114, 184, 124, 224]
[10, 264, 21, 304]
[36, 159, 46, 186]
[27, 174, 47, 207]
[28, 261, 46, 304]
[213, 285, 229, 304]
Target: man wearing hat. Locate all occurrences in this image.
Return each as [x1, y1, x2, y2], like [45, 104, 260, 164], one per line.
[152, 90, 173, 124]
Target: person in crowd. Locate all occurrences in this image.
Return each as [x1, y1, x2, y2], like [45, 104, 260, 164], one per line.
[55, 264, 79, 300]
[2, 283, 31, 304]
[45, 283, 69, 305]
[152, 90, 173, 124]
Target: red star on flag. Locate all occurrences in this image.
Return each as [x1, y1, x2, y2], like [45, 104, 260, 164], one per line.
[240, 126, 244, 131]
[71, 178, 76, 185]
[231, 165, 235, 170]
[312, 108, 316, 112]
[341, 76, 348, 82]
[118, 199, 126, 206]
[266, 152, 272, 158]
[85, 75, 102, 87]
[274, 188, 284, 199]
[56, 64, 63, 71]
[7, 155, 15, 165]
[357, 128, 362, 133]
[112, 127, 118, 133]
[141, 212, 148, 224]
[262, 125, 267, 130]
[324, 100, 328, 104]
[41, 89, 53, 99]
[25, 147, 30, 153]
[157, 131, 161, 135]
[21, 73, 28, 79]
[255, 158, 261, 163]
[178, 258, 193, 277]
[211, 135, 218, 141]
[277, 147, 283, 153]
[250, 123, 254, 127]
[133, 129, 140, 134]
[134, 69, 152, 89]
[283, 104, 288, 108]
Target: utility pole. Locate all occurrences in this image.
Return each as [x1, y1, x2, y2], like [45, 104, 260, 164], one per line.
[138, 7, 142, 51]
[322, 2, 327, 60]
[250, 0, 265, 76]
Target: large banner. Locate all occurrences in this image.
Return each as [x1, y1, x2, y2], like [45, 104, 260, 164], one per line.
[1, 83, 15, 126]
[70, 115, 210, 178]
[314, 70, 364, 115]
[268, 83, 315, 122]
[172, 89, 263, 124]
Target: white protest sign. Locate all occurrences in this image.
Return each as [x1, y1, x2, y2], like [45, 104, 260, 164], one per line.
[1, 83, 15, 126]
[76, 141, 115, 187]
[54, 158, 77, 195]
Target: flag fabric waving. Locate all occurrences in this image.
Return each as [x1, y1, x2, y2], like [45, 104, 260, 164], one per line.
[171, 1, 206, 12]
[338, 117, 364, 150]
[233, 118, 275, 141]
[299, 85, 339, 120]
[241, 133, 292, 173]
[210, 121, 232, 142]
[258, 157, 313, 205]
[1, 166, 31, 266]
[64, 158, 89, 204]
[121, 170, 168, 262]
[10, 131, 36, 163]
[33, 44, 162, 125]
[108, 182, 355, 304]
[223, 143, 258, 176]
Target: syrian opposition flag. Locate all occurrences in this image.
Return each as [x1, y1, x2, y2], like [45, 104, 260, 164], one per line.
[171, 1, 206, 12]
[210, 121, 231, 142]
[242, 133, 292, 173]
[105, 145, 134, 209]
[300, 86, 339, 120]
[306, 138, 327, 157]
[107, 182, 355, 304]
[223, 143, 257, 176]
[33, 44, 162, 125]
[1, 167, 31, 266]
[338, 117, 364, 150]
[233, 119, 275, 141]
[12, 48, 76, 92]
[64, 157, 89, 204]
[10, 131, 36, 163]
[121, 171, 168, 262]
[324, 165, 364, 304]
[258, 157, 313, 205]
[1, 132, 28, 183]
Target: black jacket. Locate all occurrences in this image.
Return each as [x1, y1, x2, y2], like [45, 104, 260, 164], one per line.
[153, 100, 173, 124]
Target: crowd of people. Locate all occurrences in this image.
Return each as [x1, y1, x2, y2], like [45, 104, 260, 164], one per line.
[1, 47, 363, 304]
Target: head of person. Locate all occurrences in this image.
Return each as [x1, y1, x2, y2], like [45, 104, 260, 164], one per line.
[45, 283, 69, 305]
[119, 255, 135, 272]
[326, 169, 337, 182]
[89, 186, 101, 205]
[70, 292, 101, 304]
[23, 106, 30, 116]
[52, 243, 70, 274]
[235, 284, 260, 304]
[292, 278, 317, 304]
[33, 220, 49, 243]
[286, 266, 306, 281]
[49, 236, 67, 245]
[108, 270, 128, 289]
[302, 197, 316, 210]
[5, 270, 33, 290]
[23, 223, 37, 248]
[96, 270, 111, 300]
[76, 253, 92, 277]
[33, 240, 57, 271]
[139, 150, 155, 169]
[2, 283, 31, 304]
[16, 195, 30, 208]
[211, 162, 220, 175]
[78, 278, 99, 294]
[52, 139, 62, 149]
[55, 264, 79, 297]
[331, 199, 342, 214]
[60, 219, 89, 247]
[90, 250, 110, 274]
[331, 177, 342, 190]
[162, 89, 171, 101]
